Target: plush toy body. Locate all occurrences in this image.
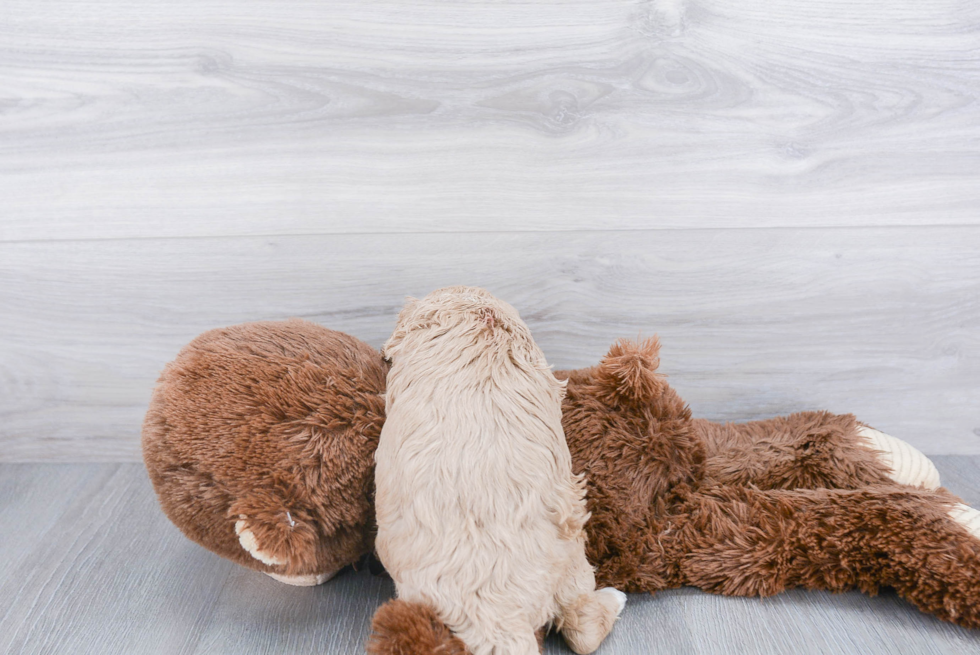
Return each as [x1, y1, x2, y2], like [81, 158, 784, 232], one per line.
[376, 287, 624, 655]
[143, 319, 980, 652]
[559, 341, 980, 610]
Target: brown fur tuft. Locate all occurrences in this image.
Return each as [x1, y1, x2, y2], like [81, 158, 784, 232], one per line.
[366, 600, 546, 655]
[595, 337, 667, 404]
[367, 600, 470, 655]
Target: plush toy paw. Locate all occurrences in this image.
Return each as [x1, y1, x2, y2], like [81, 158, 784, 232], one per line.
[948, 503, 980, 540]
[265, 570, 337, 586]
[856, 427, 940, 489]
[235, 518, 286, 567]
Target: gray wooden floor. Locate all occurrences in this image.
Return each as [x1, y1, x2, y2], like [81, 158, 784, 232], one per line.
[3, 457, 980, 655]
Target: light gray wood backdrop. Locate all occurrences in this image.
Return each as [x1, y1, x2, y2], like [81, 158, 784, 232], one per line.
[1, 0, 978, 461]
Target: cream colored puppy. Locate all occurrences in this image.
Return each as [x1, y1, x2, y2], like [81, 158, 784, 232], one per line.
[376, 286, 625, 655]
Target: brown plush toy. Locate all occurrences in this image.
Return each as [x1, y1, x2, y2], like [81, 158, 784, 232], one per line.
[143, 319, 980, 653]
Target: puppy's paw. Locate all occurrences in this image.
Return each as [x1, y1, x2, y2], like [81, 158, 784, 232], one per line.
[561, 588, 626, 654]
[856, 427, 940, 490]
[235, 518, 286, 567]
[597, 587, 627, 618]
[949, 503, 980, 540]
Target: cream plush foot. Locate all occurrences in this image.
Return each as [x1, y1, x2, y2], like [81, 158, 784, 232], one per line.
[949, 503, 980, 540]
[856, 426, 941, 490]
[235, 519, 337, 586]
[265, 570, 337, 586]
[235, 518, 285, 566]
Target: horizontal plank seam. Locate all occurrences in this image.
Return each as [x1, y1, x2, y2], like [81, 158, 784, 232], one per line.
[3, 222, 980, 245]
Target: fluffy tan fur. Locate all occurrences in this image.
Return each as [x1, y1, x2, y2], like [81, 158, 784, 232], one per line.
[376, 287, 623, 655]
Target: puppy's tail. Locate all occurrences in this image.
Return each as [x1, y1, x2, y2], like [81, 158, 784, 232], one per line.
[595, 337, 667, 404]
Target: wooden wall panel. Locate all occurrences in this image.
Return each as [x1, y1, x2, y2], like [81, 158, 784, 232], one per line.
[1, 0, 978, 241]
[1, 226, 977, 461]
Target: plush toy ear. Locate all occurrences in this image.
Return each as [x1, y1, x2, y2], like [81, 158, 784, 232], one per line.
[595, 337, 667, 403]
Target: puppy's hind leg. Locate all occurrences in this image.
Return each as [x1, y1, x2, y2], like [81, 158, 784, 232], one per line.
[453, 617, 540, 655]
[555, 554, 626, 654]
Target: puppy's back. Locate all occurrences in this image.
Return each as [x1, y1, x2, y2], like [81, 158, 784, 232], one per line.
[375, 288, 591, 654]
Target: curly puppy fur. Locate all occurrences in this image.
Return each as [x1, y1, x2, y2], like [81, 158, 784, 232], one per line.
[376, 287, 623, 655]
[143, 322, 980, 654]
[141, 319, 386, 580]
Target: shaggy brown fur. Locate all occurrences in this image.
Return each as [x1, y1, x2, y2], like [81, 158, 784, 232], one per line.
[142, 319, 387, 578]
[143, 323, 980, 654]
[367, 600, 470, 655]
[367, 601, 547, 655]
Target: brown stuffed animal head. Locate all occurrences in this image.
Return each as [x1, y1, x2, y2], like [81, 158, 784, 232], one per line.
[142, 319, 388, 584]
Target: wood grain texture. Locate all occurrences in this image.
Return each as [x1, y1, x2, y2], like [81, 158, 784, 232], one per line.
[1, 0, 979, 241]
[0, 464, 390, 655]
[1, 227, 977, 461]
[3, 461, 980, 654]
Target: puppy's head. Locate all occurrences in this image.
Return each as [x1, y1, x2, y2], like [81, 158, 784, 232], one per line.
[382, 286, 532, 364]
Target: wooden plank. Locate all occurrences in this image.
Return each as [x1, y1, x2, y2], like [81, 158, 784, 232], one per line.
[0, 226, 977, 461]
[3, 462, 980, 654]
[0, 464, 392, 655]
[1, 0, 979, 241]
[0, 464, 103, 587]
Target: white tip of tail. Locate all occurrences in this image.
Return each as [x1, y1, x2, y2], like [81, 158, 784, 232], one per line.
[856, 427, 941, 490]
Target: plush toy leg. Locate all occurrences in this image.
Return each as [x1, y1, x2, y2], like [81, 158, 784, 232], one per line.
[696, 412, 938, 491]
[855, 426, 940, 489]
[233, 515, 338, 584]
[235, 519, 286, 566]
[228, 492, 323, 578]
[679, 485, 980, 628]
[949, 503, 980, 539]
[263, 570, 337, 586]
